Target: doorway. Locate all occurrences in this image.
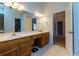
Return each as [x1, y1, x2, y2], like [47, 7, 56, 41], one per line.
[53, 11, 65, 47]
[15, 18, 21, 32]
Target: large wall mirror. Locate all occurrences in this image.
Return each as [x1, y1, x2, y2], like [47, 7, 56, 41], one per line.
[0, 3, 37, 33]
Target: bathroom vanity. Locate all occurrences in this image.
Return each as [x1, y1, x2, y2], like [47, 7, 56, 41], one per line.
[0, 32, 49, 56]
[0, 3, 50, 56]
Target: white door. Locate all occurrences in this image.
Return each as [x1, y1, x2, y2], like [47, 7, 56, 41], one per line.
[65, 3, 73, 55]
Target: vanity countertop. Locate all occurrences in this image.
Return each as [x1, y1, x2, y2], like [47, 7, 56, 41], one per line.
[0, 31, 49, 43]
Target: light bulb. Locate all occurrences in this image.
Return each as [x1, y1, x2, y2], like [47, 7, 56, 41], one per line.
[18, 5, 24, 11]
[11, 2, 20, 9]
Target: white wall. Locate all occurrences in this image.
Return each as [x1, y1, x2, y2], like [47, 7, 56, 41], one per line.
[65, 3, 73, 55]
[36, 14, 53, 44]
[42, 2, 68, 14]
[36, 16, 49, 32]
[23, 2, 43, 14]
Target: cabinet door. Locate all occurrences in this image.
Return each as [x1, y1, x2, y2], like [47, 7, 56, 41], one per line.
[19, 40, 32, 56]
[35, 33, 49, 48]
[0, 50, 11, 56]
[0, 46, 18, 56]
[41, 37, 47, 45]
[10, 46, 18, 56]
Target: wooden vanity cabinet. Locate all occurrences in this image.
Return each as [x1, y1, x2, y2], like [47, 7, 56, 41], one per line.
[0, 32, 49, 56]
[0, 36, 33, 56]
[35, 32, 49, 48]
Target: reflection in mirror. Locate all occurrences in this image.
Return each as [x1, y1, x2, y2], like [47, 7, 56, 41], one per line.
[32, 18, 37, 31]
[15, 18, 21, 32]
[0, 3, 4, 33]
[0, 14, 4, 33]
[0, 3, 36, 33]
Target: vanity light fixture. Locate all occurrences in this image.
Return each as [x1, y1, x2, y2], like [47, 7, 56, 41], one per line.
[3, 2, 12, 7]
[34, 12, 45, 17]
[3, 2, 24, 11]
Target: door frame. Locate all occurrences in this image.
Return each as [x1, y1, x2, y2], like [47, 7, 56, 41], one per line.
[53, 11, 65, 47]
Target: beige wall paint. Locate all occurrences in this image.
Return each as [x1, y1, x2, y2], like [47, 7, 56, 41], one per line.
[24, 16, 32, 31]
[21, 13, 32, 32]
[65, 3, 73, 55]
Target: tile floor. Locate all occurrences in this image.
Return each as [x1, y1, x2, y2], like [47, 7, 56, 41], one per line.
[32, 44, 69, 56]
